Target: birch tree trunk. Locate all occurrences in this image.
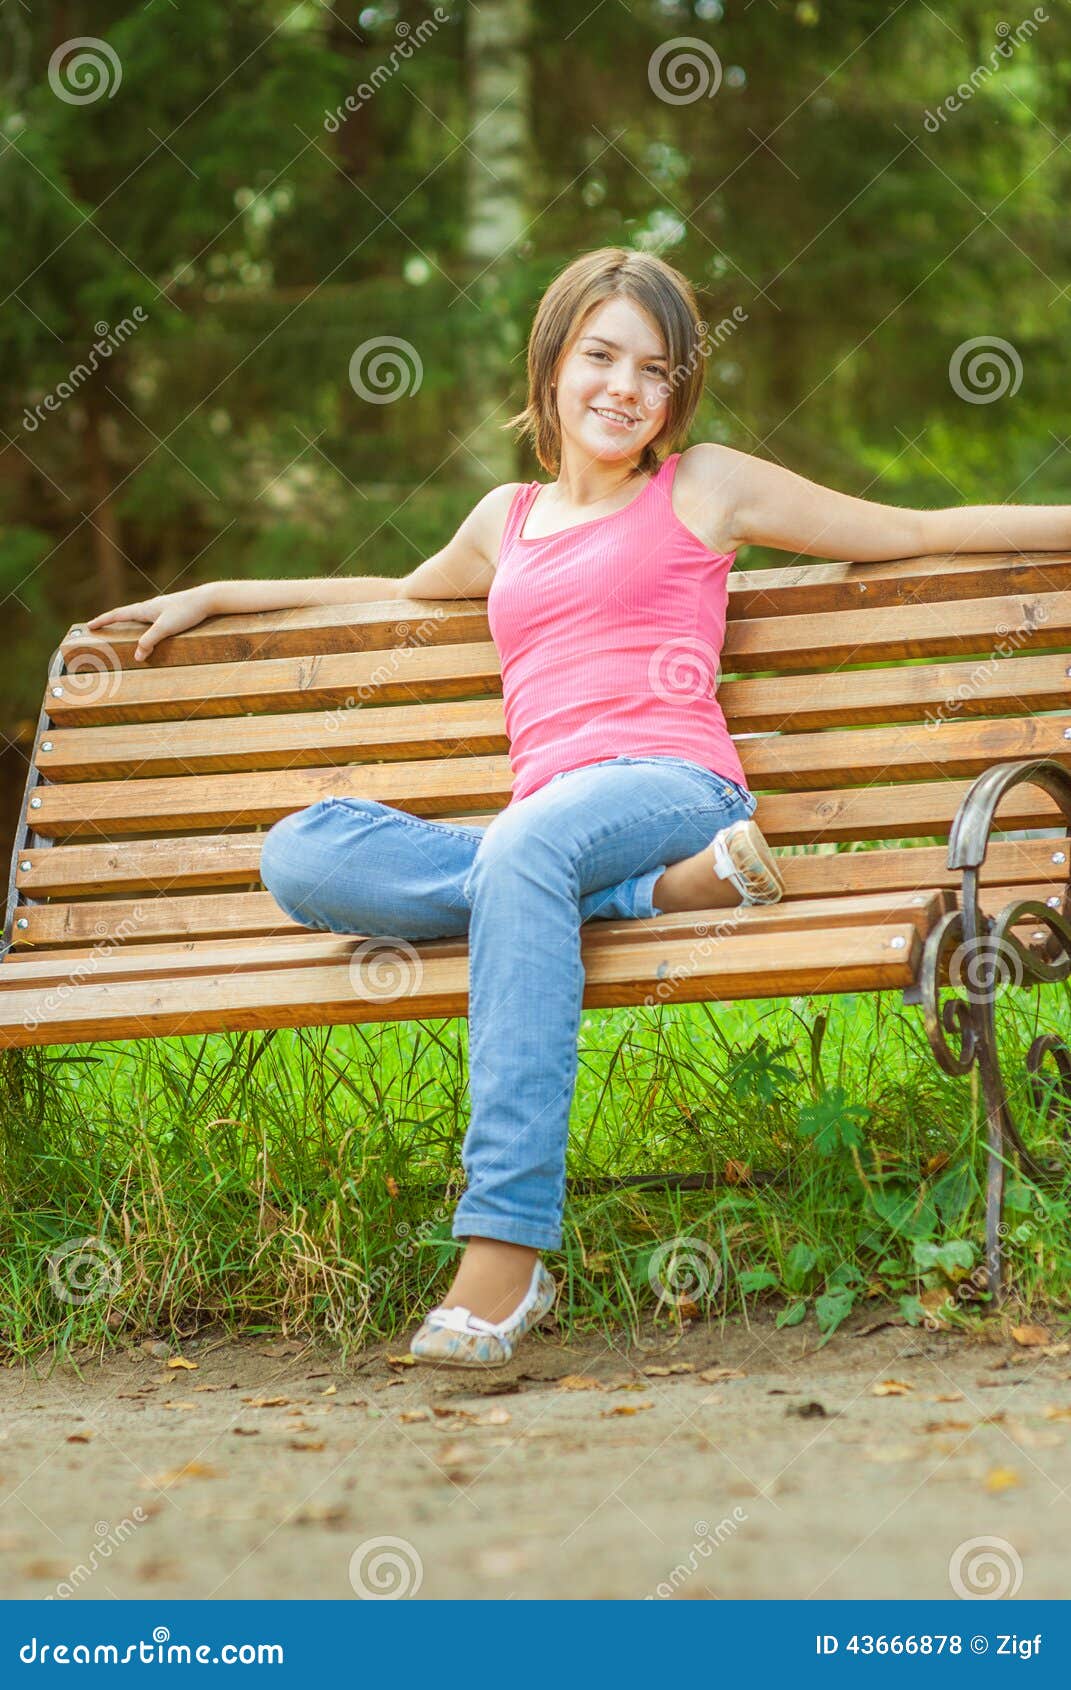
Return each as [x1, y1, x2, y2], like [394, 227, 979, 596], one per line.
[461, 0, 529, 485]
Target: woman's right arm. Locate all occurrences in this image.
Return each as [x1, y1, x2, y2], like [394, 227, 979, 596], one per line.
[85, 484, 521, 661]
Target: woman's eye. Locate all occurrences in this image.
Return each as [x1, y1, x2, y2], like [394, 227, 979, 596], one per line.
[585, 350, 665, 376]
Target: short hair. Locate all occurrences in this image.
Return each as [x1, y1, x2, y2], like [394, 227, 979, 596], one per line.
[504, 247, 709, 476]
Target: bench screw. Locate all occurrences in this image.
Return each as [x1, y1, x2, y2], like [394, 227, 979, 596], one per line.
[1054, 851, 1067, 863]
[889, 935, 906, 948]
[30, 797, 41, 808]
[16, 918, 28, 930]
[51, 685, 63, 697]
[1047, 896, 1060, 907]
[19, 861, 30, 872]
[41, 741, 52, 752]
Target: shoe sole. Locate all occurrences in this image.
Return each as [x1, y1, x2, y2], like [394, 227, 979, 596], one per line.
[725, 818, 785, 902]
[409, 1297, 558, 1369]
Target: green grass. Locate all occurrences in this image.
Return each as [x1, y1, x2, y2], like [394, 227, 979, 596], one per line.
[2, 982, 1070, 1364]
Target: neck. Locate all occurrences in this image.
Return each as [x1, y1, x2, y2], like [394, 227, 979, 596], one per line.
[551, 443, 650, 507]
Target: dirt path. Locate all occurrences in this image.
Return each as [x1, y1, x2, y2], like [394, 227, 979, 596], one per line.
[2, 1310, 1070, 1600]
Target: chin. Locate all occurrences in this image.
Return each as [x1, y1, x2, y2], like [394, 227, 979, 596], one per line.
[579, 423, 656, 461]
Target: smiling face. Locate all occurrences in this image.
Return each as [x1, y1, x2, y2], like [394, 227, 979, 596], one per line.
[553, 295, 671, 469]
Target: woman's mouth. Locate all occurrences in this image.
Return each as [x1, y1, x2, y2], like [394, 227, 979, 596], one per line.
[590, 406, 639, 431]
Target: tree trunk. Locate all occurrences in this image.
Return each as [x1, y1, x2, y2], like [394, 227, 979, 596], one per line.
[461, 0, 529, 484]
[83, 392, 125, 608]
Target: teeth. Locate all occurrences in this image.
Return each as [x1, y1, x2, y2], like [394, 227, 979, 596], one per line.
[594, 408, 634, 423]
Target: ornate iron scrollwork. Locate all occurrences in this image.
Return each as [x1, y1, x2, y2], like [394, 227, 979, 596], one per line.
[910, 759, 1071, 1299]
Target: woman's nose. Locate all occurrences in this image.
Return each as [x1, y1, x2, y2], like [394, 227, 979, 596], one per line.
[606, 367, 639, 399]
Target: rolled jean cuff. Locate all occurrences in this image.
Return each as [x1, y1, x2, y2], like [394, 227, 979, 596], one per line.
[634, 863, 668, 919]
[452, 1210, 562, 1252]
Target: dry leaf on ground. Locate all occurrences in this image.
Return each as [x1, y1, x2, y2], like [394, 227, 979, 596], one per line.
[1011, 1325, 1050, 1347]
[142, 1460, 219, 1489]
[473, 1407, 512, 1426]
[984, 1466, 1021, 1492]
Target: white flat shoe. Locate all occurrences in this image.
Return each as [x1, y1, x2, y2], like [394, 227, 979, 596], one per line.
[409, 1257, 558, 1368]
[710, 817, 785, 905]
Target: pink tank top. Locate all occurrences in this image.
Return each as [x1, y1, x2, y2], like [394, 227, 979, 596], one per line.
[487, 450, 748, 805]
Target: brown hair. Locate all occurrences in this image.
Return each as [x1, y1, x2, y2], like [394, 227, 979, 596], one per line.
[504, 247, 709, 477]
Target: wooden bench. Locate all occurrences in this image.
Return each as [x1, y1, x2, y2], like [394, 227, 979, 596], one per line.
[3, 550, 1071, 1297]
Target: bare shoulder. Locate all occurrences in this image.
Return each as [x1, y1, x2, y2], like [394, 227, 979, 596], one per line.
[673, 443, 754, 556]
[470, 481, 529, 567]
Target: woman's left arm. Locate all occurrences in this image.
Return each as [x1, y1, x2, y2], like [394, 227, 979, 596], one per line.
[702, 443, 1071, 561]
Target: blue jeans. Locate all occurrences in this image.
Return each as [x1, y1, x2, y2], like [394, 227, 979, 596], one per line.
[259, 754, 757, 1252]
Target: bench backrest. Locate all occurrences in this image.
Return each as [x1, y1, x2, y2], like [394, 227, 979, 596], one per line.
[5, 550, 1071, 957]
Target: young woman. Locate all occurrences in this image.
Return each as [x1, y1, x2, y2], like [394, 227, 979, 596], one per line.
[88, 247, 1070, 1370]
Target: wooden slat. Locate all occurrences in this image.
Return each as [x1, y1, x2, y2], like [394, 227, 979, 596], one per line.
[59, 599, 490, 671]
[14, 830, 1069, 903]
[724, 552, 1071, 620]
[739, 714, 1071, 790]
[37, 697, 506, 782]
[0, 889, 950, 977]
[718, 650, 1071, 734]
[15, 832, 270, 896]
[719, 590, 1071, 676]
[47, 641, 503, 728]
[0, 921, 925, 1048]
[980, 884, 1069, 922]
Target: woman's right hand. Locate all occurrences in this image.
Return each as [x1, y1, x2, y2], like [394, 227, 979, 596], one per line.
[85, 583, 218, 663]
